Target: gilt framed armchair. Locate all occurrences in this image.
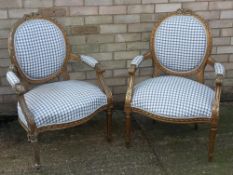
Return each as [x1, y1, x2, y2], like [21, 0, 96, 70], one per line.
[6, 13, 113, 168]
[125, 9, 225, 161]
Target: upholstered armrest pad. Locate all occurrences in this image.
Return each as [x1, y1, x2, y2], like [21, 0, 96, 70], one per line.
[214, 63, 225, 77]
[6, 71, 20, 88]
[131, 55, 144, 68]
[80, 55, 98, 68]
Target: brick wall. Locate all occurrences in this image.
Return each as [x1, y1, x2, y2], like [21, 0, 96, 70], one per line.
[0, 0, 233, 111]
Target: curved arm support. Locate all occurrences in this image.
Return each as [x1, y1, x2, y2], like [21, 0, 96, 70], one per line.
[18, 95, 37, 133]
[95, 64, 113, 106]
[124, 51, 152, 112]
[207, 57, 224, 122]
[69, 53, 112, 106]
[7, 65, 35, 132]
[211, 83, 221, 125]
[125, 65, 136, 112]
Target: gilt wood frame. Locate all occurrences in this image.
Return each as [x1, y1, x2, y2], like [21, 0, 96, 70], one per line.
[150, 8, 212, 79]
[125, 9, 223, 162]
[8, 12, 113, 168]
[8, 12, 71, 84]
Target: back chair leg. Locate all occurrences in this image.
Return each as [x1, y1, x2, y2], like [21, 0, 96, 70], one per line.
[208, 125, 218, 162]
[125, 111, 131, 147]
[106, 108, 112, 142]
[28, 133, 40, 169]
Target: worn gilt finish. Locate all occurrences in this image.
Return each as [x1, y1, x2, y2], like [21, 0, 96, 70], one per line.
[125, 9, 222, 161]
[150, 9, 212, 79]
[8, 13, 113, 168]
[8, 12, 71, 84]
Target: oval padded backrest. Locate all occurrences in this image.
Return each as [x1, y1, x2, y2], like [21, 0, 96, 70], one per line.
[154, 15, 207, 72]
[14, 19, 66, 80]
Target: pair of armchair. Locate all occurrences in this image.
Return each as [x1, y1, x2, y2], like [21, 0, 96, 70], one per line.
[6, 9, 224, 168]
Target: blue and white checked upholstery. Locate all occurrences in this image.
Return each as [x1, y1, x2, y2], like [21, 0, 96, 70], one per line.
[154, 15, 207, 72]
[214, 63, 225, 77]
[6, 71, 20, 88]
[80, 55, 98, 68]
[131, 76, 215, 118]
[14, 19, 66, 80]
[18, 80, 107, 128]
[131, 55, 144, 68]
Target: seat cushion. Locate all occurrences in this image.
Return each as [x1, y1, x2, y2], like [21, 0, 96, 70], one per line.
[18, 80, 107, 128]
[131, 76, 215, 119]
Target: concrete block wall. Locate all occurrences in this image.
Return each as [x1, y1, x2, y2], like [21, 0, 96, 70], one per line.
[0, 0, 233, 109]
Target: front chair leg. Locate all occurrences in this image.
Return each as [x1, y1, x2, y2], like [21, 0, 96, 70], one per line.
[28, 133, 40, 169]
[106, 108, 112, 142]
[208, 125, 218, 162]
[125, 112, 131, 147]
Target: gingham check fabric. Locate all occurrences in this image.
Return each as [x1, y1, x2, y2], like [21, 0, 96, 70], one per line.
[131, 55, 144, 68]
[131, 76, 215, 118]
[14, 19, 66, 80]
[6, 71, 20, 88]
[214, 63, 225, 77]
[80, 55, 98, 68]
[154, 15, 207, 72]
[17, 80, 107, 128]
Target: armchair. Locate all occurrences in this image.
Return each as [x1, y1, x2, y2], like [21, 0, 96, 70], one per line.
[6, 13, 113, 168]
[125, 9, 225, 161]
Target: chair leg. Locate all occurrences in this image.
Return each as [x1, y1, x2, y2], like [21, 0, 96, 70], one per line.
[106, 108, 112, 142]
[125, 112, 131, 147]
[208, 125, 218, 162]
[28, 133, 40, 169]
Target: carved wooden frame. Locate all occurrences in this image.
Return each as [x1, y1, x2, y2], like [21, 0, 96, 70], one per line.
[8, 12, 113, 168]
[124, 9, 223, 162]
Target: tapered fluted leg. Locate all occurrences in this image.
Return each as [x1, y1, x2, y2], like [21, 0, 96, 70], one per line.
[208, 125, 217, 162]
[28, 133, 40, 169]
[125, 112, 131, 147]
[106, 108, 112, 142]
